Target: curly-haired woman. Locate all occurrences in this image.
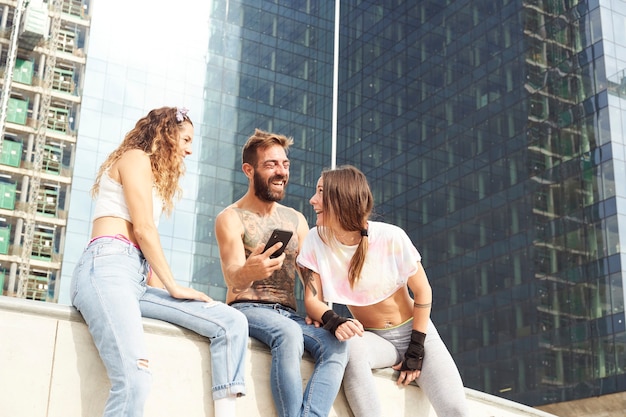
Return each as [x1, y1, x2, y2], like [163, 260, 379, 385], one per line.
[70, 107, 247, 417]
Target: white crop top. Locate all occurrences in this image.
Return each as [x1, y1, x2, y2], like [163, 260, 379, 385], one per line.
[93, 171, 163, 226]
[297, 221, 421, 306]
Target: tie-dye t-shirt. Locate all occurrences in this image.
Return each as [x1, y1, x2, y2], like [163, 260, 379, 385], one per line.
[297, 221, 421, 306]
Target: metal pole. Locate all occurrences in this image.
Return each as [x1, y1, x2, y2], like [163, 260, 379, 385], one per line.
[331, 0, 340, 170]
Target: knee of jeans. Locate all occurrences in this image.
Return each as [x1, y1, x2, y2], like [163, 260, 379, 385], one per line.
[276, 325, 304, 353]
[231, 309, 249, 335]
[324, 335, 349, 357]
[338, 343, 349, 361]
[213, 307, 248, 342]
[136, 358, 150, 370]
[129, 359, 152, 406]
[110, 358, 152, 401]
[133, 359, 152, 391]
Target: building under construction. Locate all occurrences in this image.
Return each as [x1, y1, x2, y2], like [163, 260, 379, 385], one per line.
[0, 0, 90, 302]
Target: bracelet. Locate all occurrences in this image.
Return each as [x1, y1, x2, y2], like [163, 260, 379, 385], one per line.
[413, 301, 432, 308]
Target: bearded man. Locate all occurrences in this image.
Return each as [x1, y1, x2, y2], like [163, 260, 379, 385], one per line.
[215, 129, 348, 417]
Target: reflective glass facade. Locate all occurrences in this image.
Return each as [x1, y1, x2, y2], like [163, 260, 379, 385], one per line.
[334, 0, 626, 407]
[59, 0, 336, 306]
[59, 0, 626, 409]
[191, 1, 335, 304]
[59, 0, 214, 300]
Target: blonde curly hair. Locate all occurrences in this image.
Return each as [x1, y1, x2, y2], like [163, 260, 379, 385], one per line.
[91, 106, 192, 215]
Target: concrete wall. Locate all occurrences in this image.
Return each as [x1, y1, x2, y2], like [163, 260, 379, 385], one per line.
[0, 296, 559, 417]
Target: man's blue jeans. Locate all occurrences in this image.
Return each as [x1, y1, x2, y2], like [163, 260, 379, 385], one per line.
[71, 237, 248, 417]
[232, 302, 348, 417]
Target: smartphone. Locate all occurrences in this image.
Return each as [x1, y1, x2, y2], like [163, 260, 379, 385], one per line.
[262, 229, 293, 258]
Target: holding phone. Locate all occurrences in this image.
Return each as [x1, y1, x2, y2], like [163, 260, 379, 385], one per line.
[263, 229, 293, 258]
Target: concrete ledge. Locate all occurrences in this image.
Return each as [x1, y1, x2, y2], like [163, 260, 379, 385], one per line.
[536, 392, 626, 417]
[0, 296, 557, 417]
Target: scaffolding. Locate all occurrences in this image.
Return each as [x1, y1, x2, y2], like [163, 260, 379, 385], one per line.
[0, 0, 90, 301]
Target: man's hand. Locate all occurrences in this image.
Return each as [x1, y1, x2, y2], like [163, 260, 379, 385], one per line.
[305, 315, 322, 327]
[244, 243, 286, 279]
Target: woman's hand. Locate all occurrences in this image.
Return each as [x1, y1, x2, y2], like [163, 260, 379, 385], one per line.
[392, 363, 421, 385]
[334, 319, 364, 341]
[168, 285, 213, 303]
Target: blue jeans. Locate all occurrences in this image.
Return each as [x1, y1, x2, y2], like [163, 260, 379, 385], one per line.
[70, 237, 248, 417]
[232, 302, 348, 417]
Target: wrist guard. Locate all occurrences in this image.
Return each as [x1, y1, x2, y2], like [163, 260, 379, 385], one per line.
[321, 310, 349, 335]
[400, 330, 426, 371]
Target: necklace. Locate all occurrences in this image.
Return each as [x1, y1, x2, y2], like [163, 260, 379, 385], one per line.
[336, 230, 361, 245]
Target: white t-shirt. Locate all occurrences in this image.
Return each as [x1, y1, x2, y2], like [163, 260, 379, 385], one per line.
[297, 221, 421, 306]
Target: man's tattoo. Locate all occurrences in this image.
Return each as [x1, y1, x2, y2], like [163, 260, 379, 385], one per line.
[302, 268, 317, 297]
[414, 301, 432, 308]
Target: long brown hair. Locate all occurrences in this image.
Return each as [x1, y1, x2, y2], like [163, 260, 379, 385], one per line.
[319, 165, 373, 287]
[91, 106, 192, 215]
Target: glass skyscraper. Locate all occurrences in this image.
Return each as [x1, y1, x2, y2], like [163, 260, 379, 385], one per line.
[57, 0, 626, 412]
[59, 0, 214, 300]
[189, 1, 336, 304]
[334, 0, 626, 409]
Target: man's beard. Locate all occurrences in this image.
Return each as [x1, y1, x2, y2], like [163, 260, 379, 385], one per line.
[254, 171, 286, 202]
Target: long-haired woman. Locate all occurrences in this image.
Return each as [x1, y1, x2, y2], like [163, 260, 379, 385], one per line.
[71, 107, 247, 417]
[297, 165, 468, 417]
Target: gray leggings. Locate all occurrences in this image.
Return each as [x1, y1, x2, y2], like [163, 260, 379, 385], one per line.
[343, 319, 469, 417]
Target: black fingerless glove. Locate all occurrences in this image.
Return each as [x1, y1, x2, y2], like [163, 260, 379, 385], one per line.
[400, 330, 426, 371]
[321, 310, 349, 336]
